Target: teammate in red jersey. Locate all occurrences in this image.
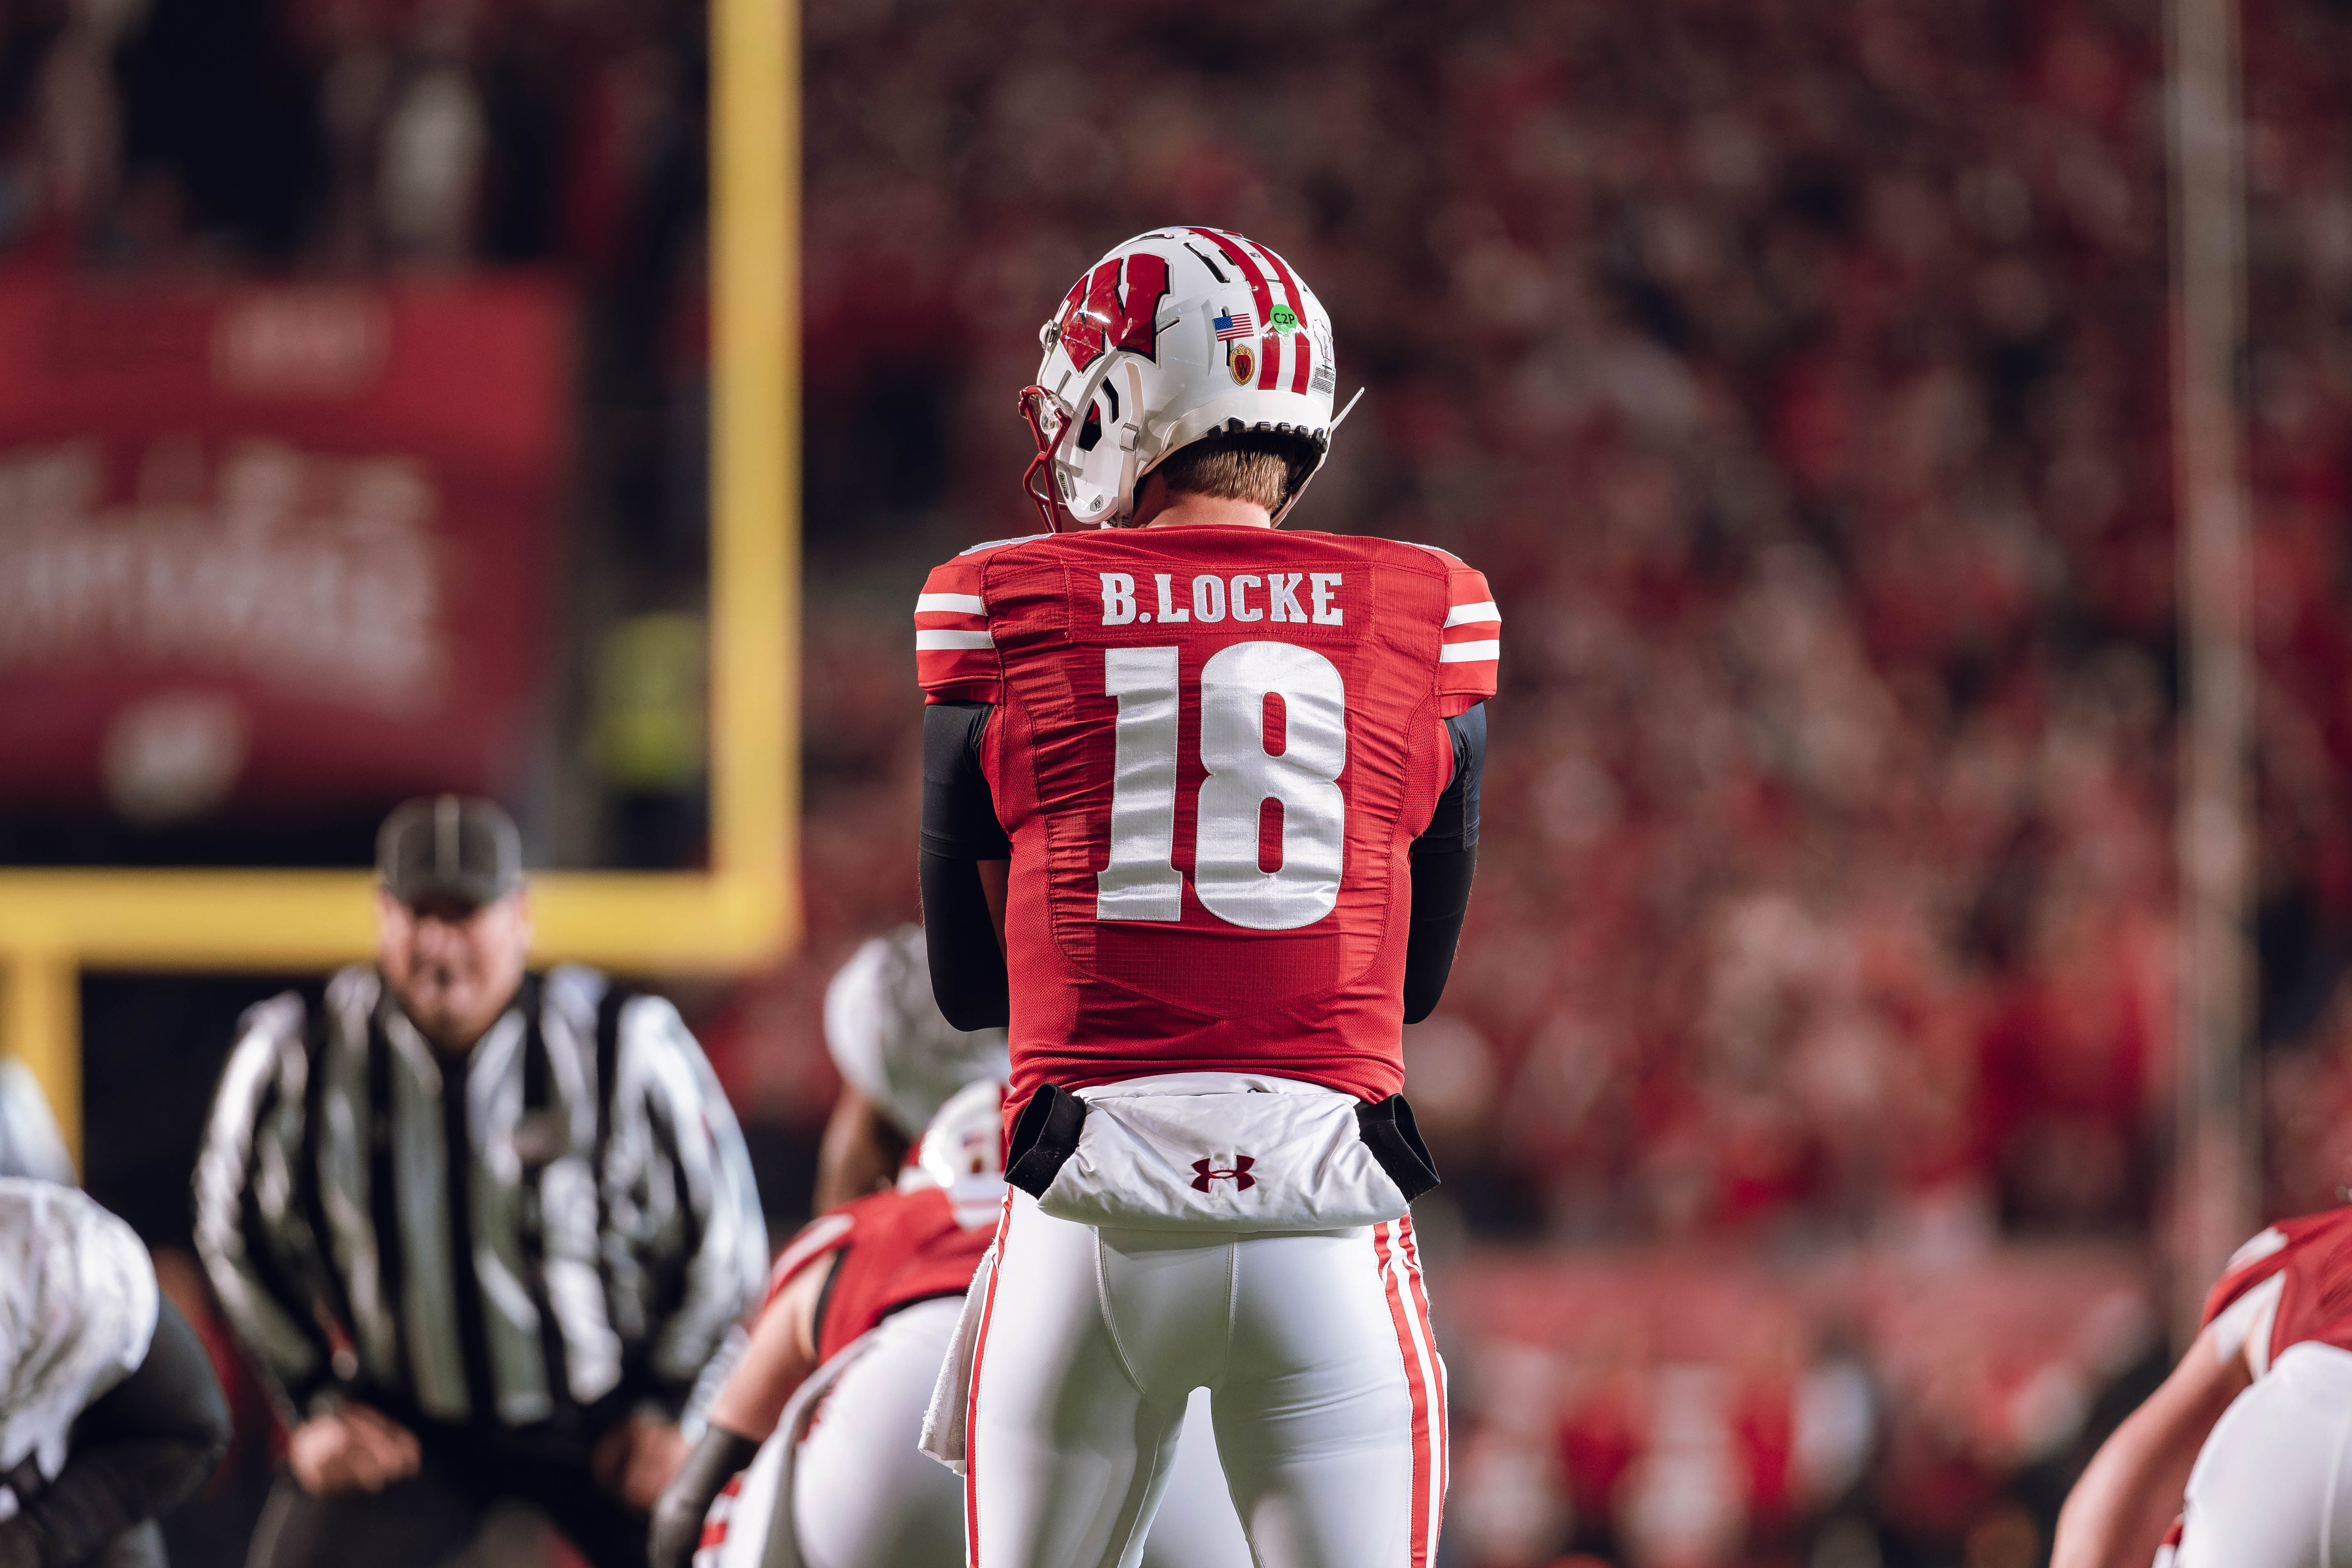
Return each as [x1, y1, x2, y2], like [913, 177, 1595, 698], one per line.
[647, 1084, 1248, 1568]
[2054, 1205, 2352, 1567]
[645, 1083, 1010, 1568]
[914, 227, 1493, 1568]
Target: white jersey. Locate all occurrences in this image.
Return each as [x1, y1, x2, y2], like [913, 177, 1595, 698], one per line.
[825, 926, 1009, 1137]
[0, 1180, 159, 1518]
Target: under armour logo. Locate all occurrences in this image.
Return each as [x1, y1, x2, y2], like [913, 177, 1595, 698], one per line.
[1191, 1156, 1256, 1192]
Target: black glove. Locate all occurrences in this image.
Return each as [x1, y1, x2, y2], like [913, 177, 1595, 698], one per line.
[646, 1424, 762, 1568]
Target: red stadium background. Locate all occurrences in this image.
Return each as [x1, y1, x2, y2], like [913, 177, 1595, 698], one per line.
[5, 0, 2352, 1563]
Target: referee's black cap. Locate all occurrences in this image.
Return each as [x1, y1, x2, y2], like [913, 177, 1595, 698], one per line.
[377, 795, 523, 909]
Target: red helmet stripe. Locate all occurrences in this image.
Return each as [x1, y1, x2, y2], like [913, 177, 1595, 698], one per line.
[1250, 236, 1309, 317]
[1186, 226, 1274, 342]
[1189, 227, 1300, 394]
[1246, 239, 1317, 395]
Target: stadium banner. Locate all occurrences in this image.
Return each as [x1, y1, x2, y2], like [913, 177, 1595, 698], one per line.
[0, 269, 568, 825]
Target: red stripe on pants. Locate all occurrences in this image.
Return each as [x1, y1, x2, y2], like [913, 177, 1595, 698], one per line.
[1396, 1219, 1449, 1534]
[965, 1194, 1013, 1567]
[1373, 1221, 1437, 1567]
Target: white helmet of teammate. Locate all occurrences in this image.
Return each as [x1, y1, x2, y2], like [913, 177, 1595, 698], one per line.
[824, 925, 1009, 1140]
[903, 1079, 1006, 1197]
[1019, 226, 1359, 532]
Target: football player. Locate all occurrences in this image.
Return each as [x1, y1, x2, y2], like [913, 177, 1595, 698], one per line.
[914, 227, 1492, 1568]
[0, 1179, 232, 1568]
[2054, 1205, 2352, 1567]
[647, 1084, 1249, 1568]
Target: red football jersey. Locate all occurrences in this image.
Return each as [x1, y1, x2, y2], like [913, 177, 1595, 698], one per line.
[2201, 1207, 2352, 1366]
[764, 1185, 997, 1365]
[915, 524, 1500, 1105]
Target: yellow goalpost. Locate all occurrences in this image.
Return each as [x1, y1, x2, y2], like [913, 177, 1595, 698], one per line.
[0, 0, 801, 1167]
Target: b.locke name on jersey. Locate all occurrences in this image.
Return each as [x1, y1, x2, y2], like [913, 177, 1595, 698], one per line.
[1097, 571, 1347, 627]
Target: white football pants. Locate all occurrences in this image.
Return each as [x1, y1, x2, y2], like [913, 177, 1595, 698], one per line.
[964, 1191, 1448, 1568]
[2177, 1341, 2352, 1568]
[698, 1297, 1248, 1568]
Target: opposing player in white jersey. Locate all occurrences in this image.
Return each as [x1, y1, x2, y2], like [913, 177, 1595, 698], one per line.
[649, 1085, 1248, 1568]
[914, 228, 1491, 1567]
[0, 1180, 231, 1568]
[2055, 1204, 2352, 1567]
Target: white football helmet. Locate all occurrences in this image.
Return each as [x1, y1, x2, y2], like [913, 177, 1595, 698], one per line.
[824, 926, 1009, 1140]
[903, 1079, 1007, 1200]
[1019, 226, 1360, 531]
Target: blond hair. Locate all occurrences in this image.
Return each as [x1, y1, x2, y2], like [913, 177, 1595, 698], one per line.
[1151, 432, 1320, 514]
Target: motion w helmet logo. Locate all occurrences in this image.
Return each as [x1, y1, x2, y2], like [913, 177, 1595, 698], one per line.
[1191, 1156, 1257, 1192]
[1052, 253, 1171, 371]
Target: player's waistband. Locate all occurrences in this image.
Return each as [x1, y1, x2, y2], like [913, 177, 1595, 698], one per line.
[1075, 1070, 1344, 1101]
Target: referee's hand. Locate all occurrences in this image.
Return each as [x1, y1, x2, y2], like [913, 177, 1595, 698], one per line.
[286, 1404, 422, 1496]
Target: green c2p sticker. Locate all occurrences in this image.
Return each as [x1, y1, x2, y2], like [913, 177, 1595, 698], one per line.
[1270, 304, 1300, 330]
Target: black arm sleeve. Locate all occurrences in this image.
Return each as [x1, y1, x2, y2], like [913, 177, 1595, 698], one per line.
[921, 701, 1012, 1032]
[1411, 704, 1483, 857]
[1403, 704, 1485, 1024]
[14, 1300, 230, 1568]
[648, 1425, 762, 1568]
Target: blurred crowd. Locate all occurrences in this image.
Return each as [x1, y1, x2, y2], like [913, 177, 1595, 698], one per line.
[773, 0, 2352, 1257]
[11, 0, 2352, 1562]
[793, 0, 2193, 1251]
[5, 0, 2306, 1238]
[0, 0, 705, 288]
[767, 4, 2352, 1558]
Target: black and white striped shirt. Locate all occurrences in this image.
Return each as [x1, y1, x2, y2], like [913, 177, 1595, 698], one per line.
[195, 965, 765, 1436]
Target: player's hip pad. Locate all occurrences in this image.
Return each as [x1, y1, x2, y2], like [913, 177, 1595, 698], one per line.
[1003, 1073, 1439, 1232]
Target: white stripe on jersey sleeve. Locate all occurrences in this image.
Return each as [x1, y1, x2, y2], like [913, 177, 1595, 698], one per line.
[917, 593, 987, 615]
[2224, 1227, 2290, 1273]
[958, 531, 1051, 557]
[1439, 641, 1499, 663]
[1443, 600, 1501, 628]
[767, 1212, 855, 1295]
[2210, 1271, 2285, 1377]
[917, 629, 996, 651]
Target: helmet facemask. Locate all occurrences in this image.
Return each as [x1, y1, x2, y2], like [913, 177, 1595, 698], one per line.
[1017, 349, 1147, 533]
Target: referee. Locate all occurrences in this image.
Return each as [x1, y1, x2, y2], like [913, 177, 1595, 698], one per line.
[194, 797, 766, 1568]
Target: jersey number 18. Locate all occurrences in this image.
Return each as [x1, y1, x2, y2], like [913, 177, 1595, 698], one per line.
[1095, 642, 1346, 933]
